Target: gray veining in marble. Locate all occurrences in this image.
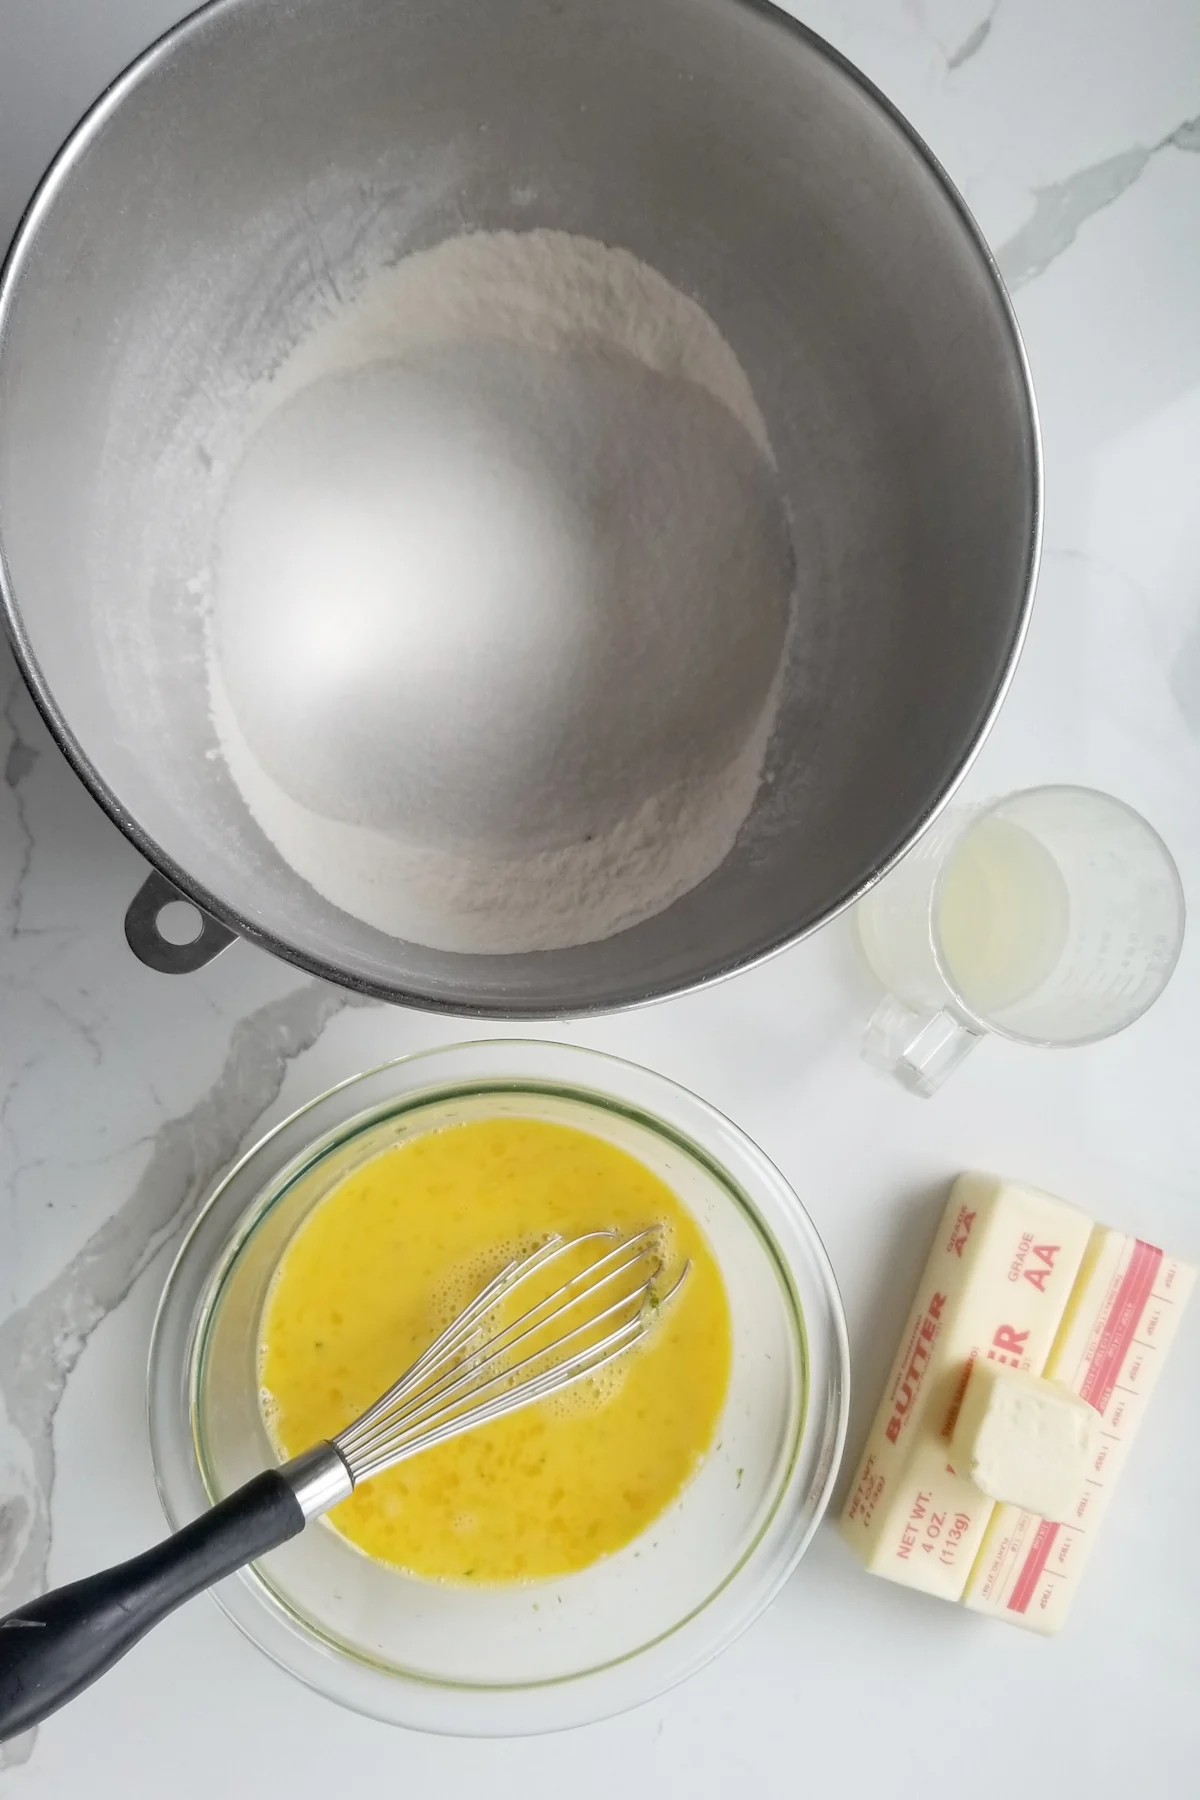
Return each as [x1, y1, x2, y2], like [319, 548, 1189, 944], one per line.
[946, 8, 995, 73]
[998, 110, 1200, 289]
[2, 679, 40, 942]
[0, 979, 366, 1768]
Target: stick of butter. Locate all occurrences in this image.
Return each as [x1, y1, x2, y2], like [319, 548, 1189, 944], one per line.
[840, 1173, 1092, 1600]
[947, 1363, 1101, 1521]
[963, 1229, 1195, 1632]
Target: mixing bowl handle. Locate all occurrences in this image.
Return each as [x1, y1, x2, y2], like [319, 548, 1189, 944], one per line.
[124, 869, 238, 973]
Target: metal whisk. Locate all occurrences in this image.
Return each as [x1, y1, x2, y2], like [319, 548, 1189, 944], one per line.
[0, 1229, 681, 1743]
[334, 1226, 676, 1481]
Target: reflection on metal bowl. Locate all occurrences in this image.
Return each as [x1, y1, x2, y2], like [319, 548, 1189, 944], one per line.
[0, 0, 1039, 1013]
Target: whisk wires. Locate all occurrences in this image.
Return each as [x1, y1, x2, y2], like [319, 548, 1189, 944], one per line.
[334, 1229, 685, 1482]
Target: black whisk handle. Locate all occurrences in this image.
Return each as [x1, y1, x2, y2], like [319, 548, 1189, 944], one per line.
[0, 1470, 305, 1742]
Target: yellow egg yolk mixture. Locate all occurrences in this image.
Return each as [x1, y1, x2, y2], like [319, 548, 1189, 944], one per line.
[258, 1116, 731, 1583]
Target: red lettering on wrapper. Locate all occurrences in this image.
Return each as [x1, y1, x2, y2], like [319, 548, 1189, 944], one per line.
[946, 1208, 977, 1259]
[987, 1323, 1030, 1366]
[844, 1454, 884, 1528]
[941, 1352, 977, 1440]
[1023, 1242, 1063, 1292]
[939, 1512, 973, 1567]
[897, 1491, 934, 1561]
[1009, 1520, 1061, 1613]
[1080, 1241, 1163, 1415]
[885, 1294, 946, 1443]
[1007, 1232, 1035, 1283]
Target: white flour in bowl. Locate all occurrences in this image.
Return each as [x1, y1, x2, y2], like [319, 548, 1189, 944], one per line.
[208, 228, 793, 953]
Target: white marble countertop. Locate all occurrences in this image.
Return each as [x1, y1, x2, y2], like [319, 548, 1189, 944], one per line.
[2, 0, 1198, 1793]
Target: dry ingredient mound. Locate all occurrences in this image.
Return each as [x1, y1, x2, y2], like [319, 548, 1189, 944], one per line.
[209, 228, 793, 953]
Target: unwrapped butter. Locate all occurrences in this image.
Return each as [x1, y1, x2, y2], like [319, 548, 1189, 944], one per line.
[948, 1363, 1100, 1522]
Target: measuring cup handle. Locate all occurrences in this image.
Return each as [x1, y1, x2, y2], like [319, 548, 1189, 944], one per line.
[862, 994, 983, 1097]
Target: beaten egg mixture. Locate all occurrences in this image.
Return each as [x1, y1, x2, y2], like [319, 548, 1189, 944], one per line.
[259, 1116, 731, 1582]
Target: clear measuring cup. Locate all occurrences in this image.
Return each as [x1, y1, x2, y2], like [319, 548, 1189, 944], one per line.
[857, 785, 1185, 1096]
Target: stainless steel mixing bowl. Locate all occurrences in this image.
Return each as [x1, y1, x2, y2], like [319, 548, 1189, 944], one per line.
[0, 0, 1040, 1016]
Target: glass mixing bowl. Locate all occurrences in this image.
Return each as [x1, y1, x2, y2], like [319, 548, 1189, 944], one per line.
[148, 1042, 848, 1734]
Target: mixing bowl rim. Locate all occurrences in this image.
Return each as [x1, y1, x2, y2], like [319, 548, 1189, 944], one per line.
[146, 1037, 851, 1733]
[191, 1076, 810, 1682]
[0, 0, 1042, 1017]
